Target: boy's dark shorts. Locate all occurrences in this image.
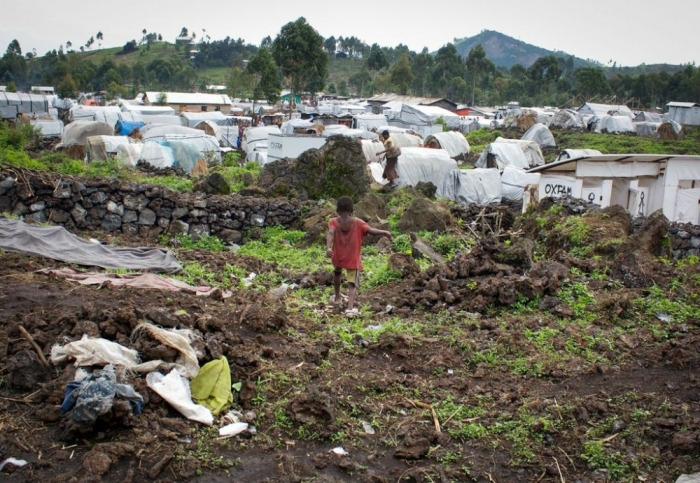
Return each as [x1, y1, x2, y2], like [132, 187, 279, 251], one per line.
[334, 267, 361, 287]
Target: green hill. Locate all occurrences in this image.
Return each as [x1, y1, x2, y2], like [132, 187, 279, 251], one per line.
[452, 29, 595, 69]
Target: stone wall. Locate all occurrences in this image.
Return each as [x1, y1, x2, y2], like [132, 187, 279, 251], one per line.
[668, 223, 700, 259]
[0, 170, 306, 244]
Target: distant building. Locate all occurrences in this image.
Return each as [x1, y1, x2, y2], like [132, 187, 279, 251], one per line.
[666, 102, 700, 126]
[143, 91, 232, 113]
[367, 94, 457, 114]
[31, 86, 55, 95]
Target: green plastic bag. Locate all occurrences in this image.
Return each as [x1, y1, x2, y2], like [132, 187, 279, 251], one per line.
[190, 356, 233, 416]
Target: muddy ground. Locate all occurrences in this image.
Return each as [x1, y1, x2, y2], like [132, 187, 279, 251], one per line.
[1, 197, 700, 483]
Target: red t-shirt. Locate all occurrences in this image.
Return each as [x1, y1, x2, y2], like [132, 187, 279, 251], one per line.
[329, 217, 370, 270]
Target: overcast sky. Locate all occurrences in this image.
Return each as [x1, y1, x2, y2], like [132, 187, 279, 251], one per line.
[3, 0, 698, 67]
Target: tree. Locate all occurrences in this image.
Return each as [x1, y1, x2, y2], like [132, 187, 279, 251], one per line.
[574, 67, 610, 99]
[6, 39, 21, 56]
[323, 36, 336, 56]
[338, 80, 348, 97]
[391, 53, 414, 95]
[226, 66, 253, 99]
[349, 67, 372, 97]
[154, 92, 168, 106]
[260, 36, 272, 49]
[5, 81, 17, 93]
[432, 43, 465, 97]
[179, 27, 188, 37]
[57, 74, 78, 98]
[247, 47, 281, 104]
[271, 17, 328, 99]
[367, 44, 389, 71]
[466, 44, 494, 105]
[411, 48, 434, 96]
[96, 31, 103, 48]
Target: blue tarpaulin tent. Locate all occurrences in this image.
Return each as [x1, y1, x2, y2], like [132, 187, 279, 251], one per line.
[116, 120, 145, 136]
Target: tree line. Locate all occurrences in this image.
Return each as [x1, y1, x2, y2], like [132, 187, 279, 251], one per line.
[1, 18, 699, 109]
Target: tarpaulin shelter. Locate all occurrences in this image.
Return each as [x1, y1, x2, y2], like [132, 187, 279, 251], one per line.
[500, 165, 541, 201]
[353, 113, 387, 131]
[494, 137, 544, 167]
[86, 136, 132, 161]
[280, 119, 314, 135]
[116, 120, 146, 136]
[437, 168, 502, 205]
[60, 121, 114, 147]
[555, 149, 602, 162]
[242, 126, 281, 153]
[180, 111, 231, 128]
[0, 92, 49, 119]
[595, 115, 635, 134]
[634, 122, 661, 137]
[424, 131, 470, 159]
[141, 135, 220, 173]
[634, 111, 662, 123]
[117, 111, 145, 123]
[475, 142, 529, 171]
[69, 106, 121, 126]
[521, 123, 556, 148]
[138, 124, 203, 141]
[120, 103, 176, 116]
[142, 115, 182, 125]
[116, 143, 143, 166]
[393, 104, 461, 132]
[549, 109, 583, 130]
[369, 147, 458, 188]
[30, 119, 63, 138]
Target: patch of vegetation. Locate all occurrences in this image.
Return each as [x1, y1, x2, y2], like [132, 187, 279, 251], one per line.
[466, 128, 503, 154]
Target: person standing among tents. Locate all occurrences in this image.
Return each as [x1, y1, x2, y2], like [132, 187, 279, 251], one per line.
[377, 130, 401, 188]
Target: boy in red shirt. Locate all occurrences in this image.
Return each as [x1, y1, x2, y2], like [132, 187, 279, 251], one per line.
[326, 196, 392, 317]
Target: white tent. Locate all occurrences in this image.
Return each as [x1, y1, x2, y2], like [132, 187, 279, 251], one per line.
[69, 106, 121, 126]
[120, 103, 176, 116]
[437, 168, 502, 205]
[634, 111, 662, 123]
[139, 124, 203, 140]
[180, 111, 229, 127]
[60, 121, 114, 147]
[280, 119, 314, 135]
[142, 115, 182, 125]
[375, 125, 421, 137]
[389, 132, 423, 149]
[578, 103, 634, 119]
[475, 142, 530, 171]
[550, 109, 583, 130]
[117, 111, 145, 123]
[396, 104, 461, 130]
[521, 123, 556, 148]
[30, 120, 63, 138]
[595, 115, 635, 134]
[501, 165, 541, 201]
[116, 144, 143, 166]
[424, 132, 470, 159]
[86, 136, 132, 161]
[140, 142, 174, 169]
[354, 113, 387, 131]
[494, 138, 544, 167]
[0, 92, 49, 119]
[243, 126, 281, 153]
[634, 122, 661, 137]
[373, 147, 458, 188]
[361, 140, 385, 164]
[555, 149, 603, 162]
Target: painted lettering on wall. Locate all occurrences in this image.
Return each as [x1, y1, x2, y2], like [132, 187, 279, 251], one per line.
[544, 184, 572, 196]
[269, 142, 283, 150]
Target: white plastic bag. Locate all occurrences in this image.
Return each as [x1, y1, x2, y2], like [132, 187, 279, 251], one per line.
[146, 370, 213, 425]
[218, 422, 248, 437]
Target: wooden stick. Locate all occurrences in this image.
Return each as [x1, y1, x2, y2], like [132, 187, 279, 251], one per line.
[17, 326, 49, 367]
[408, 399, 441, 433]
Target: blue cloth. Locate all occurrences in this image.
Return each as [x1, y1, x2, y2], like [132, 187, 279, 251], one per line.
[116, 120, 145, 136]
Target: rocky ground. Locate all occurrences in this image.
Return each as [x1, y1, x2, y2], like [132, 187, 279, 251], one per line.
[1, 187, 700, 483]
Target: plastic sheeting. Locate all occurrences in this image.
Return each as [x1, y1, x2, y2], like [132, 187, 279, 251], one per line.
[635, 122, 661, 137]
[388, 132, 423, 148]
[634, 111, 662, 122]
[69, 106, 121, 126]
[362, 140, 384, 163]
[116, 120, 145, 136]
[86, 136, 132, 161]
[117, 111, 144, 123]
[501, 165, 541, 200]
[0, 92, 49, 115]
[243, 126, 281, 153]
[0, 216, 182, 272]
[141, 114, 182, 125]
[139, 124, 203, 140]
[180, 111, 229, 127]
[494, 138, 544, 167]
[280, 119, 314, 135]
[521, 123, 556, 148]
[390, 147, 458, 188]
[595, 115, 635, 134]
[398, 104, 461, 129]
[147, 370, 213, 425]
[424, 131, 470, 158]
[31, 120, 63, 138]
[120, 103, 176, 115]
[141, 135, 221, 173]
[60, 121, 114, 146]
[555, 149, 603, 161]
[436, 168, 502, 205]
[116, 143, 143, 166]
[476, 142, 530, 171]
[354, 113, 387, 131]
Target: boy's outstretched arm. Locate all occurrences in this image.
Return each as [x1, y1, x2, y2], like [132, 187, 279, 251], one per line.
[367, 227, 392, 239]
[326, 227, 335, 258]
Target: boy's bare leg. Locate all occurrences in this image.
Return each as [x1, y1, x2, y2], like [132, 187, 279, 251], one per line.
[346, 283, 357, 311]
[333, 271, 342, 303]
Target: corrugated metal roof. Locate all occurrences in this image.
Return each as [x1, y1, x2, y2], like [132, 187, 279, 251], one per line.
[145, 92, 231, 105]
[528, 154, 699, 173]
[368, 94, 447, 105]
[666, 102, 700, 108]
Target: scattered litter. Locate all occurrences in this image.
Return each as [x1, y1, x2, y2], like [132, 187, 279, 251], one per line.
[146, 369, 213, 425]
[132, 322, 200, 378]
[222, 410, 243, 424]
[447, 369, 454, 375]
[385, 304, 394, 314]
[331, 447, 349, 456]
[367, 324, 383, 331]
[177, 436, 192, 444]
[218, 422, 248, 437]
[656, 313, 672, 323]
[190, 356, 233, 416]
[361, 420, 375, 435]
[227, 243, 241, 253]
[242, 272, 256, 287]
[61, 366, 144, 422]
[89, 238, 101, 244]
[0, 458, 27, 472]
